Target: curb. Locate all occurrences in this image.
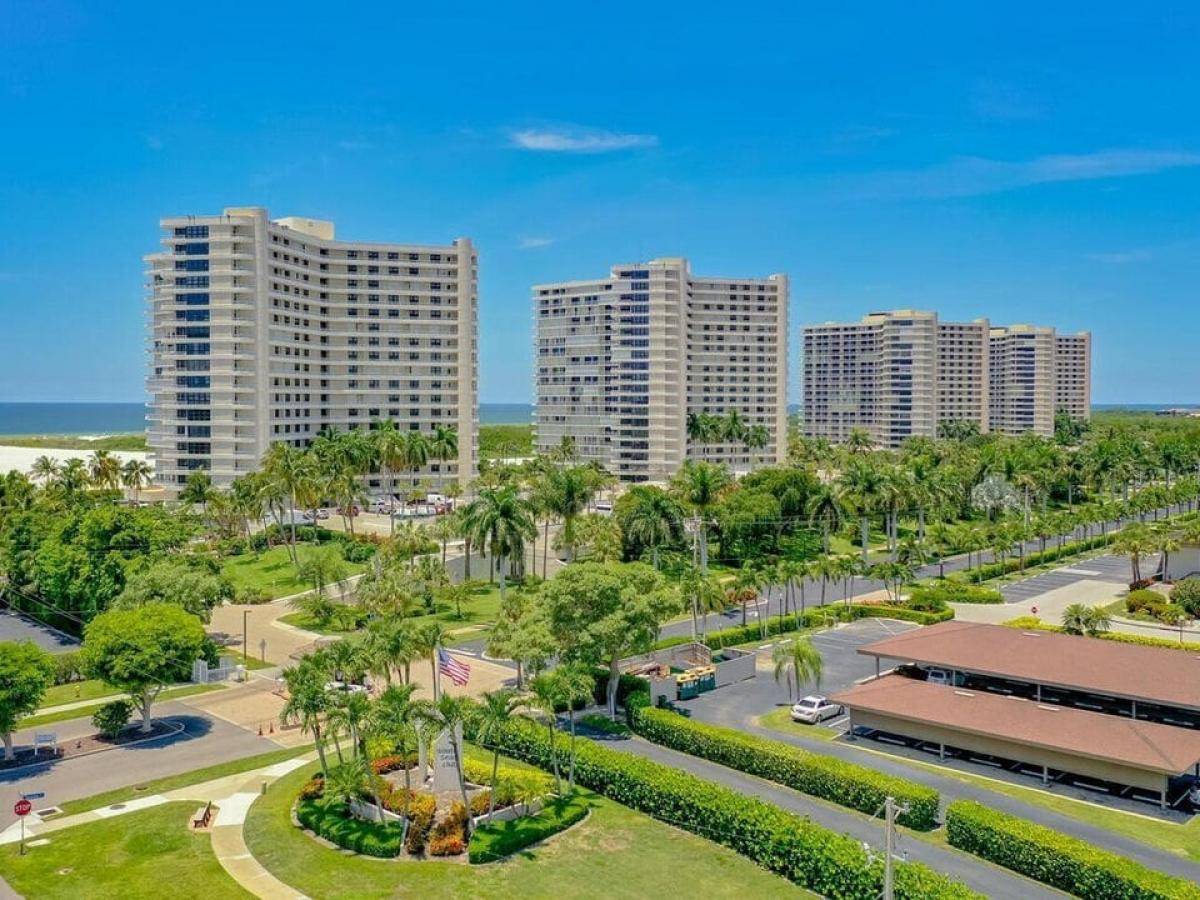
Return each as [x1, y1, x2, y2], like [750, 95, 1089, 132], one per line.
[1, 719, 186, 775]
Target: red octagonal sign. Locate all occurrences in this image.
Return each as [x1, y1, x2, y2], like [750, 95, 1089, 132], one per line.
[13, 800, 31, 817]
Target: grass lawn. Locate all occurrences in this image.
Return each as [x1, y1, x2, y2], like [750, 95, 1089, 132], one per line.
[20, 683, 226, 730]
[57, 745, 314, 816]
[0, 433, 148, 452]
[754, 712, 1200, 862]
[219, 544, 367, 600]
[0, 801, 251, 899]
[245, 759, 807, 898]
[279, 580, 525, 637]
[756, 707, 840, 741]
[40, 679, 118, 708]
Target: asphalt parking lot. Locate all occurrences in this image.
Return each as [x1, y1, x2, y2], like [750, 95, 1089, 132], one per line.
[998, 552, 1142, 603]
[675, 618, 918, 732]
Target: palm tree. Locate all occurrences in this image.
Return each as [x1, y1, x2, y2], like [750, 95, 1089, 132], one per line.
[528, 672, 565, 795]
[671, 461, 731, 572]
[805, 482, 845, 554]
[843, 428, 874, 455]
[556, 663, 597, 793]
[372, 419, 406, 533]
[622, 486, 685, 568]
[538, 465, 594, 561]
[262, 443, 309, 564]
[772, 637, 823, 700]
[30, 455, 58, 485]
[402, 430, 431, 506]
[1114, 523, 1155, 584]
[279, 660, 334, 777]
[429, 424, 458, 494]
[1062, 603, 1110, 637]
[869, 560, 913, 606]
[296, 546, 349, 601]
[475, 688, 522, 821]
[837, 457, 884, 564]
[426, 694, 475, 835]
[88, 450, 121, 491]
[462, 485, 537, 604]
[1153, 527, 1181, 582]
[415, 621, 448, 699]
[120, 458, 153, 503]
[374, 682, 434, 821]
[178, 470, 212, 510]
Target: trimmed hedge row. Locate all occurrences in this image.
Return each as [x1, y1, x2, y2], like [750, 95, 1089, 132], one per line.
[948, 533, 1116, 583]
[909, 582, 1003, 605]
[946, 800, 1200, 899]
[629, 705, 939, 830]
[1002, 616, 1200, 654]
[653, 603, 952, 652]
[468, 793, 590, 864]
[463, 715, 978, 898]
[295, 793, 404, 858]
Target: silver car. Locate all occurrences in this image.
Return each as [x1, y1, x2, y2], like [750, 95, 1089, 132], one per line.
[790, 695, 844, 724]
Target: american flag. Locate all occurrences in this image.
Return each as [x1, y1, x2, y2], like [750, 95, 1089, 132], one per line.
[438, 647, 471, 686]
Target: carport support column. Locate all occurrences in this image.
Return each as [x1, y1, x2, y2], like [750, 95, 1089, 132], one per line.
[875, 658, 880, 680]
[1035, 684, 1041, 702]
[938, 743, 945, 760]
[1041, 765, 1048, 786]
[1132, 699, 1138, 719]
[1161, 785, 1167, 811]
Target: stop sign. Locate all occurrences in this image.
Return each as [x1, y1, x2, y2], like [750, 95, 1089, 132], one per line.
[13, 800, 31, 817]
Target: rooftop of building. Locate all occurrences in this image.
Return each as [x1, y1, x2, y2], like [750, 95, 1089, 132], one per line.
[857, 620, 1200, 712]
[831, 674, 1200, 775]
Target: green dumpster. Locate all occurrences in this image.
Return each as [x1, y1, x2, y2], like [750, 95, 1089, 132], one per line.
[676, 674, 699, 700]
[695, 665, 717, 693]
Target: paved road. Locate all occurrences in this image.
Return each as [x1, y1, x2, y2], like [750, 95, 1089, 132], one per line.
[998, 552, 1136, 603]
[655, 502, 1189, 642]
[675, 622, 1200, 885]
[0, 700, 271, 830]
[591, 732, 1060, 899]
[0, 609, 77, 653]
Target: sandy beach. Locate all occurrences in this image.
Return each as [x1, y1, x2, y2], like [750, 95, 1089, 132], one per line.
[0, 445, 152, 476]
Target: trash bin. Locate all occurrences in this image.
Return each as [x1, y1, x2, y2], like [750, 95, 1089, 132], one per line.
[676, 674, 699, 700]
[695, 666, 717, 693]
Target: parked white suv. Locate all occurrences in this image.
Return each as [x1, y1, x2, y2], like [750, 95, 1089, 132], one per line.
[790, 695, 844, 724]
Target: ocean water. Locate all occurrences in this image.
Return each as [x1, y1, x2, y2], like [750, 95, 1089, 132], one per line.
[0, 402, 534, 435]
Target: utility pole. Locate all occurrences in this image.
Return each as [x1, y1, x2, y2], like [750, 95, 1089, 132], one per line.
[882, 795, 909, 900]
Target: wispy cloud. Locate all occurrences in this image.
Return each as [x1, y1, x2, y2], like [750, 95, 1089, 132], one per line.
[145, 134, 164, 151]
[519, 236, 554, 249]
[858, 149, 1200, 199]
[509, 126, 658, 153]
[337, 139, 374, 151]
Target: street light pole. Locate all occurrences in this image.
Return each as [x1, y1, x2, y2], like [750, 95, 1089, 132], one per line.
[882, 795, 909, 900]
[243, 609, 250, 668]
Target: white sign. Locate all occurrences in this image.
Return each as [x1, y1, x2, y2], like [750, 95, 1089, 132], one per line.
[431, 724, 463, 793]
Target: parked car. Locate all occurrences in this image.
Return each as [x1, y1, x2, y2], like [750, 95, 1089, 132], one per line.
[338, 504, 361, 517]
[1189, 782, 1200, 810]
[594, 500, 613, 514]
[790, 695, 844, 724]
[924, 667, 966, 686]
[370, 498, 396, 515]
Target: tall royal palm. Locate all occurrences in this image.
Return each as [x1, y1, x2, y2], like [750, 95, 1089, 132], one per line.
[539, 465, 594, 562]
[429, 424, 458, 494]
[402, 430, 431, 504]
[372, 419, 407, 530]
[836, 456, 884, 564]
[463, 485, 536, 604]
[671, 460, 731, 573]
[805, 482, 845, 554]
[120, 458, 153, 503]
[88, 450, 121, 491]
[263, 442, 308, 564]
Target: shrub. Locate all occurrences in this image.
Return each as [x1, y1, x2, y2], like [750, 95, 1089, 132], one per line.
[946, 800, 1200, 899]
[1169, 577, 1200, 617]
[299, 775, 325, 801]
[580, 713, 631, 735]
[92, 699, 133, 738]
[462, 713, 976, 898]
[1126, 588, 1164, 613]
[629, 705, 939, 830]
[909, 583, 1003, 606]
[428, 833, 466, 856]
[339, 540, 377, 563]
[50, 651, 83, 686]
[1002, 616, 1200, 653]
[371, 753, 418, 775]
[402, 792, 437, 854]
[469, 793, 591, 863]
[902, 591, 948, 613]
[296, 794, 403, 858]
[235, 586, 272, 605]
[427, 801, 468, 856]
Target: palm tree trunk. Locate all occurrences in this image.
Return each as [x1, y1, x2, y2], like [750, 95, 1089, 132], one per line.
[860, 518, 870, 564]
[568, 709, 578, 792]
[543, 520, 550, 579]
[451, 742, 473, 836]
[488, 750, 500, 822]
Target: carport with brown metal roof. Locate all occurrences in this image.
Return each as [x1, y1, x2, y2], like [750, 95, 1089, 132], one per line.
[833, 675, 1200, 808]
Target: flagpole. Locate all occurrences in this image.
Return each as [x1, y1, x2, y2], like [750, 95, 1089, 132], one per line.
[433, 646, 442, 701]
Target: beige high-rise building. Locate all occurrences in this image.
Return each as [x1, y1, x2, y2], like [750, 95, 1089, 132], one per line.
[146, 207, 477, 493]
[1055, 331, 1092, 422]
[534, 257, 788, 482]
[988, 324, 1056, 437]
[802, 310, 1090, 447]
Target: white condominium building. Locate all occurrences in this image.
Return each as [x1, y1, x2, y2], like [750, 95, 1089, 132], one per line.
[1055, 331, 1092, 422]
[988, 324, 1057, 438]
[534, 257, 788, 482]
[146, 207, 478, 492]
[802, 310, 1090, 447]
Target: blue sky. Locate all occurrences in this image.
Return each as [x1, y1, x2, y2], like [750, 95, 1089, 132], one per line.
[2, 1, 1199, 404]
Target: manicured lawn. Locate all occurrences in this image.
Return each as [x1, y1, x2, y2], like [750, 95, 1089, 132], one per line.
[755, 712, 1200, 862]
[756, 707, 840, 741]
[0, 801, 252, 899]
[58, 745, 314, 816]
[40, 679, 118, 708]
[245, 759, 807, 898]
[279, 580, 525, 637]
[219, 544, 367, 600]
[20, 683, 226, 730]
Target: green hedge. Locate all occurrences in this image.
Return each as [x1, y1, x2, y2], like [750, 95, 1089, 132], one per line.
[630, 705, 939, 830]
[1002, 616, 1200, 653]
[909, 583, 1003, 605]
[295, 793, 404, 858]
[653, 604, 951, 652]
[946, 800, 1200, 899]
[468, 793, 590, 863]
[464, 715, 977, 898]
[949, 533, 1116, 583]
